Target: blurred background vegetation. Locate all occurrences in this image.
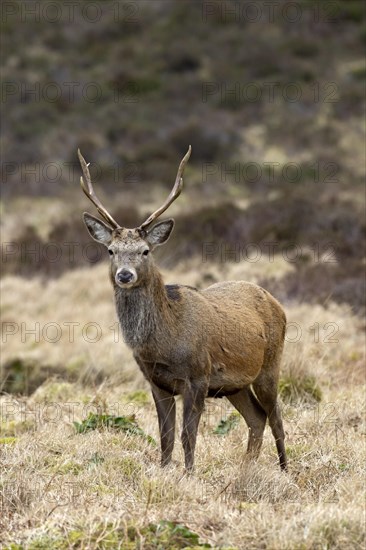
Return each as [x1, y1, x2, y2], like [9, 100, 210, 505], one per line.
[1, 0, 365, 310]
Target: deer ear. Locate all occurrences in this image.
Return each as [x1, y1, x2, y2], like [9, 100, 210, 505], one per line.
[146, 219, 174, 248]
[83, 212, 112, 245]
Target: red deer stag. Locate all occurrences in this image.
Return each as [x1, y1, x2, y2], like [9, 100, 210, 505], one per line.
[78, 147, 287, 472]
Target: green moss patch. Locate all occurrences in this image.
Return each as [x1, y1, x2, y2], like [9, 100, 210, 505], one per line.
[73, 413, 156, 445]
[213, 412, 240, 435]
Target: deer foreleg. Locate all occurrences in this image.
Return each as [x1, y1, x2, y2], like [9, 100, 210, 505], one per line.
[151, 383, 176, 467]
[181, 380, 207, 472]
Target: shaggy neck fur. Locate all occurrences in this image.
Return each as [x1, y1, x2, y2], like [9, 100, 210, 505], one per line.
[113, 267, 172, 349]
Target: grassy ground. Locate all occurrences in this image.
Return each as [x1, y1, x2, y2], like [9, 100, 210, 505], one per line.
[1, 260, 365, 549]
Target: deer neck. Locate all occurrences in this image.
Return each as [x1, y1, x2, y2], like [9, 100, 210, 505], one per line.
[113, 267, 171, 349]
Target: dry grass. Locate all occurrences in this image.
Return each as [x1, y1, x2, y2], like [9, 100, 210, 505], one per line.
[1, 258, 365, 549]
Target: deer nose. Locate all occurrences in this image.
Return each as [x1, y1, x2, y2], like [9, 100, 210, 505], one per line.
[117, 269, 134, 284]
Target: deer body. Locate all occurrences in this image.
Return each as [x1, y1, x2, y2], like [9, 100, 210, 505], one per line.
[79, 147, 287, 471]
[115, 277, 285, 394]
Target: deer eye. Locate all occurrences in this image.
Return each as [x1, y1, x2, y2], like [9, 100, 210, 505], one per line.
[108, 249, 114, 256]
[142, 249, 149, 256]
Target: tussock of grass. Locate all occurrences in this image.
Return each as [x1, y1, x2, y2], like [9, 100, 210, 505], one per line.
[279, 374, 322, 404]
[124, 390, 150, 405]
[3, 521, 217, 550]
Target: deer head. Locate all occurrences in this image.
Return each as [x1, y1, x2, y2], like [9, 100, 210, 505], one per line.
[78, 147, 191, 289]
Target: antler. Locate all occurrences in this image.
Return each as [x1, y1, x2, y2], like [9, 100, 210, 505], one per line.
[78, 149, 120, 229]
[78, 146, 191, 230]
[139, 145, 191, 230]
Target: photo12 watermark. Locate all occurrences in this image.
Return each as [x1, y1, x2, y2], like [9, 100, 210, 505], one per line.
[1, 1, 140, 24]
[201, 160, 339, 185]
[201, 1, 342, 24]
[202, 81, 339, 105]
[2, 80, 151, 105]
[201, 241, 338, 264]
[1, 160, 142, 186]
[1, 319, 340, 346]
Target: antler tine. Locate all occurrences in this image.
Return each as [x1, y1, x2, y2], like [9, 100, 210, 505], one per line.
[78, 149, 120, 229]
[139, 145, 192, 230]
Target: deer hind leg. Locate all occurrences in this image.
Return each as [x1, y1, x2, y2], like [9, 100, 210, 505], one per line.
[151, 383, 176, 467]
[252, 374, 287, 471]
[227, 387, 267, 460]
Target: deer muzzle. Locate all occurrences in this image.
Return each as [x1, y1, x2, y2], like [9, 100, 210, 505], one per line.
[116, 268, 138, 287]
